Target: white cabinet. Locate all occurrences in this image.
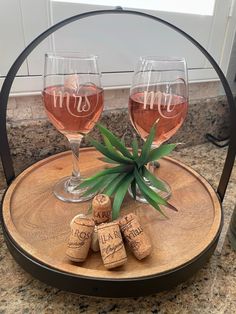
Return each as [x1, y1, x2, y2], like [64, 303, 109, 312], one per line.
[1, 0, 236, 93]
[20, 0, 51, 75]
[0, 0, 28, 76]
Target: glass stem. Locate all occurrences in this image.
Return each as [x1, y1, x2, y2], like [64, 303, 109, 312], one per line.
[147, 145, 158, 174]
[68, 138, 82, 188]
[147, 161, 155, 174]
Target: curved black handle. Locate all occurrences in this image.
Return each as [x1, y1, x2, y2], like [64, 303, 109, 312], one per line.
[0, 9, 235, 200]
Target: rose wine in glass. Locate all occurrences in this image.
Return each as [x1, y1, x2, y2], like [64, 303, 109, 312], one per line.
[43, 53, 104, 202]
[129, 56, 188, 201]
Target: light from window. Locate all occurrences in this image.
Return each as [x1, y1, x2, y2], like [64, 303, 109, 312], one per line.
[52, 0, 215, 16]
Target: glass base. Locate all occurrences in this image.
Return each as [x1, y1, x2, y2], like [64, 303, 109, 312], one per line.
[53, 176, 95, 203]
[129, 177, 171, 203]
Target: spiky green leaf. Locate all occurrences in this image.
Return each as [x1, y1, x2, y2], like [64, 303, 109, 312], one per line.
[90, 138, 134, 164]
[130, 179, 137, 200]
[143, 167, 168, 192]
[112, 174, 134, 219]
[97, 157, 119, 164]
[97, 124, 133, 159]
[131, 138, 139, 159]
[138, 187, 168, 218]
[76, 175, 104, 189]
[82, 174, 119, 196]
[147, 144, 176, 163]
[101, 133, 129, 162]
[134, 167, 167, 206]
[102, 133, 115, 151]
[120, 136, 125, 145]
[135, 168, 178, 212]
[103, 173, 128, 196]
[78, 165, 132, 188]
[138, 123, 157, 165]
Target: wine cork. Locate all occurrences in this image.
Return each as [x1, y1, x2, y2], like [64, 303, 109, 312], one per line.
[91, 225, 100, 252]
[98, 221, 127, 269]
[92, 194, 112, 225]
[66, 214, 95, 262]
[119, 213, 152, 260]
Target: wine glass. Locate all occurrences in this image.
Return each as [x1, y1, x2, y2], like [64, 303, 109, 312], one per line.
[43, 52, 104, 202]
[128, 56, 188, 201]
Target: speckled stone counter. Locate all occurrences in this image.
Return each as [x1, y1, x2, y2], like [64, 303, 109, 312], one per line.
[0, 94, 230, 190]
[0, 142, 236, 313]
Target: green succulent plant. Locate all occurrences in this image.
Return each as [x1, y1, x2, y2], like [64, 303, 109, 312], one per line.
[78, 123, 177, 220]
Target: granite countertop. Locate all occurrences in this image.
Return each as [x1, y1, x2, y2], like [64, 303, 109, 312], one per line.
[0, 142, 236, 314]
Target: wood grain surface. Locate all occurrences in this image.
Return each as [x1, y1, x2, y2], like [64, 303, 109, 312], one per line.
[2, 148, 222, 279]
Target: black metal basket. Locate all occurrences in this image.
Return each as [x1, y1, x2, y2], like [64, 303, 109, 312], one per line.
[0, 8, 235, 297]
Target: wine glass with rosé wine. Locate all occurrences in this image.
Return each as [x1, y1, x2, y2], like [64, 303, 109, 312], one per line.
[43, 53, 104, 202]
[128, 56, 188, 201]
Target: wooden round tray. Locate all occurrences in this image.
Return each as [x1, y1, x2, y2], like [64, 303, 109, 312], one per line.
[1, 148, 222, 297]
